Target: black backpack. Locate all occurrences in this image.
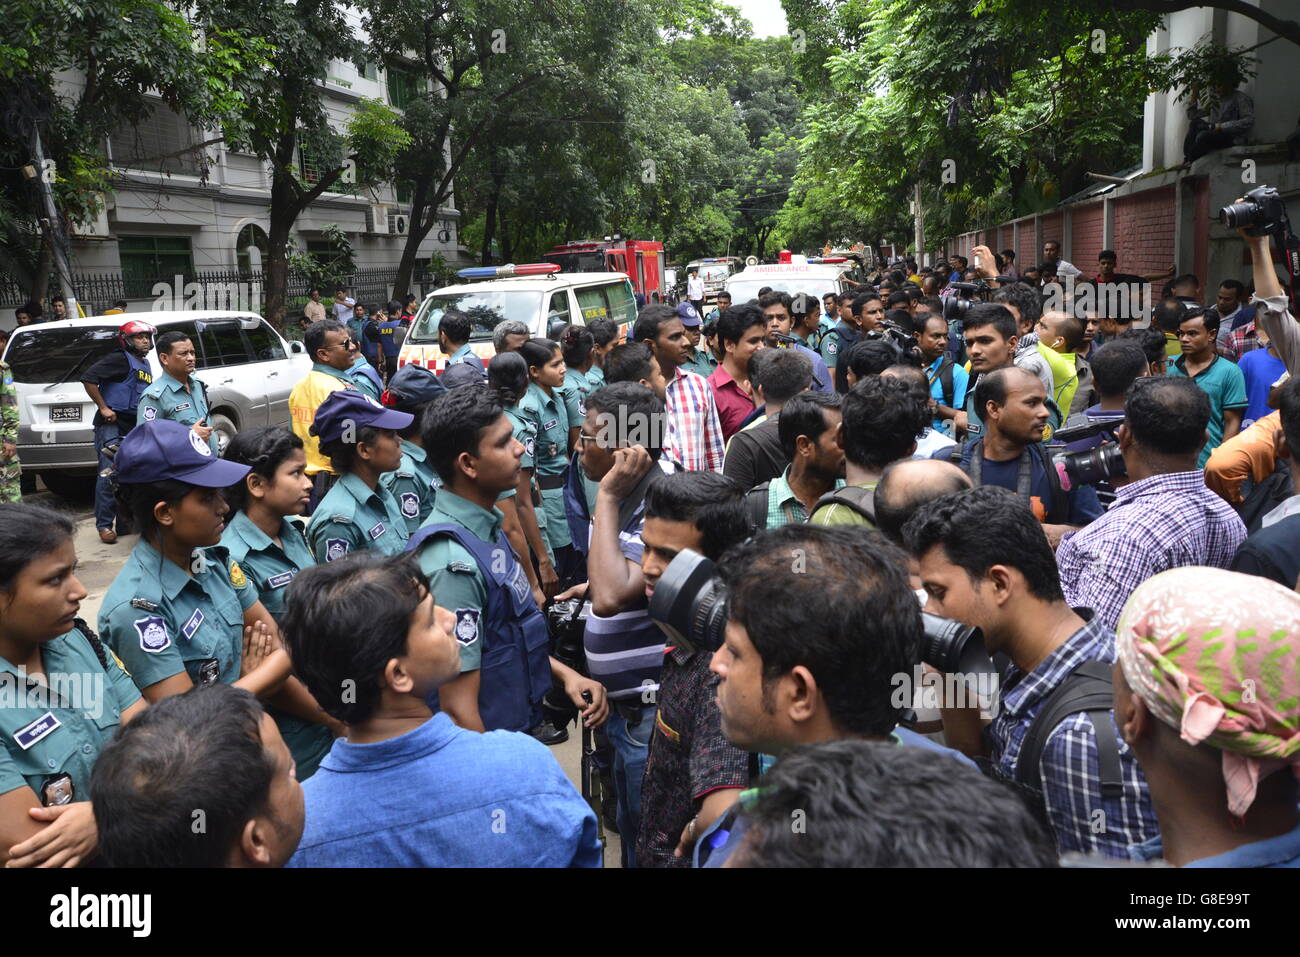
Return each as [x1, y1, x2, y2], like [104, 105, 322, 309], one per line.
[1238, 458, 1295, 534]
[745, 481, 771, 529]
[930, 358, 956, 409]
[976, 659, 1125, 837]
[809, 485, 876, 525]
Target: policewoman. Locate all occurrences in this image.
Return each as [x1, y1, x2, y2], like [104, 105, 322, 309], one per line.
[138, 330, 220, 454]
[220, 426, 340, 778]
[80, 319, 155, 543]
[379, 364, 446, 533]
[518, 338, 577, 582]
[305, 390, 413, 562]
[0, 504, 144, 868]
[97, 419, 292, 701]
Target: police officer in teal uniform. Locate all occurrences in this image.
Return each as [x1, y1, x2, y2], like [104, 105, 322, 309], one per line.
[0, 503, 145, 867]
[97, 419, 293, 701]
[348, 353, 384, 400]
[137, 330, 219, 454]
[305, 390, 413, 562]
[407, 386, 606, 742]
[518, 338, 577, 581]
[219, 426, 340, 778]
[379, 364, 447, 533]
[438, 307, 486, 378]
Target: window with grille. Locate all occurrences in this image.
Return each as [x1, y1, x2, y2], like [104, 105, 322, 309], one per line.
[109, 103, 202, 175]
[387, 67, 420, 110]
[118, 236, 194, 298]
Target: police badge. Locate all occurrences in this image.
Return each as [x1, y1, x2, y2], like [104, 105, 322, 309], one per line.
[324, 538, 349, 562]
[195, 658, 221, 686]
[40, 773, 74, 807]
[188, 429, 212, 456]
[453, 609, 480, 646]
[142, 406, 157, 421]
[400, 493, 419, 518]
[134, 616, 171, 653]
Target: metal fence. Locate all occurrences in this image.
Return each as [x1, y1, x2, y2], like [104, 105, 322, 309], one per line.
[1, 266, 450, 314]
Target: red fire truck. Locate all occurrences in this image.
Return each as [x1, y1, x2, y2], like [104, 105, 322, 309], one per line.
[542, 235, 668, 302]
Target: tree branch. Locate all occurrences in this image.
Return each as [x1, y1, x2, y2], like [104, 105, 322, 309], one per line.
[1111, 0, 1300, 48]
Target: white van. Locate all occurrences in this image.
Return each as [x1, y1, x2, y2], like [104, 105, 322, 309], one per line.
[398, 271, 637, 371]
[724, 261, 852, 305]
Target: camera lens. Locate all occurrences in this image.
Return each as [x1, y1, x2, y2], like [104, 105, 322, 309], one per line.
[919, 612, 992, 676]
[648, 550, 729, 653]
[1219, 199, 1257, 230]
[1052, 443, 1126, 491]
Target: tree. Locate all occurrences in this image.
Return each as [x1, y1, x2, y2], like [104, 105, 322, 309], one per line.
[194, 0, 407, 327]
[0, 2, 271, 302]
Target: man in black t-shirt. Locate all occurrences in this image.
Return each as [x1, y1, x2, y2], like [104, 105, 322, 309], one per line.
[81, 320, 155, 542]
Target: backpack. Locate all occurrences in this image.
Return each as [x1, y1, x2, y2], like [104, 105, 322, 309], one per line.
[745, 482, 771, 529]
[976, 659, 1125, 835]
[809, 485, 876, 525]
[1238, 458, 1295, 534]
[930, 358, 955, 409]
[964, 440, 1069, 525]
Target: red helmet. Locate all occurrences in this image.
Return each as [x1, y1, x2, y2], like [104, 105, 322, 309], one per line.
[119, 320, 156, 337]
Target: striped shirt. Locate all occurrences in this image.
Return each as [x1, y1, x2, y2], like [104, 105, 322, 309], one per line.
[988, 611, 1158, 857]
[664, 368, 725, 473]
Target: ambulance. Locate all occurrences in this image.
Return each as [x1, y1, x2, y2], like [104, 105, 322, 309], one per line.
[724, 254, 855, 305]
[396, 264, 637, 372]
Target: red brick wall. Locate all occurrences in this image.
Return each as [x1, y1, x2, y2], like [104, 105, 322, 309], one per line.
[1070, 203, 1105, 277]
[1040, 212, 1064, 263]
[1016, 219, 1035, 272]
[1112, 186, 1175, 278]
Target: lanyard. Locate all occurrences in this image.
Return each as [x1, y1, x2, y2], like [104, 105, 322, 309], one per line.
[971, 441, 1033, 501]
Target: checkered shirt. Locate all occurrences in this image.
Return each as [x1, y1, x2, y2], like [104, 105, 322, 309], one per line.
[988, 612, 1158, 857]
[1222, 319, 1264, 362]
[1056, 471, 1246, 632]
[664, 368, 724, 472]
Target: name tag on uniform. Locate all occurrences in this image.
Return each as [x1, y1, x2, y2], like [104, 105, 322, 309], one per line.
[14, 712, 61, 751]
[368, 521, 387, 540]
[182, 608, 204, 640]
[543, 418, 558, 432]
[266, 570, 296, 589]
[174, 402, 192, 412]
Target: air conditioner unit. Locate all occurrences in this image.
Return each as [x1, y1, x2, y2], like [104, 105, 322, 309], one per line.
[389, 211, 409, 235]
[71, 194, 112, 239]
[366, 203, 390, 234]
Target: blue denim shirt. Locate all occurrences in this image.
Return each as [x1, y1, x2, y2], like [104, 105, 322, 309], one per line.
[1129, 817, 1300, 868]
[288, 712, 602, 867]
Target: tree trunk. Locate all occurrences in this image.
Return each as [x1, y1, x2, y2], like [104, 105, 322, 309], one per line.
[481, 192, 498, 266]
[265, 171, 296, 332]
[392, 178, 434, 299]
[499, 206, 513, 263]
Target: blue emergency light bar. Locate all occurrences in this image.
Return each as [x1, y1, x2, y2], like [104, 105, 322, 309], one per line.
[457, 263, 561, 279]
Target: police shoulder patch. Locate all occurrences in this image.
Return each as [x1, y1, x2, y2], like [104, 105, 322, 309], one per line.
[142, 405, 157, 421]
[134, 616, 171, 654]
[453, 608, 480, 645]
[400, 492, 419, 518]
[228, 560, 247, 588]
[324, 538, 350, 562]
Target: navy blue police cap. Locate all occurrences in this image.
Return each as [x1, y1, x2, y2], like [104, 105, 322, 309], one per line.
[382, 363, 446, 413]
[310, 389, 413, 445]
[441, 362, 487, 390]
[113, 419, 251, 487]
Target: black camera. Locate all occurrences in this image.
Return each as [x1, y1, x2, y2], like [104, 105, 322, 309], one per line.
[1220, 186, 1293, 239]
[864, 319, 923, 364]
[647, 549, 729, 654]
[919, 612, 995, 676]
[545, 597, 588, 672]
[1052, 442, 1126, 492]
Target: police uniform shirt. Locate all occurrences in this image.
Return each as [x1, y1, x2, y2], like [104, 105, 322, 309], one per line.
[448, 343, 486, 377]
[137, 371, 219, 455]
[218, 510, 333, 779]
[306, 471, 411, 563]
[680, 348, 718, 379]
[98, 539, 257, 691]
[519, 383, 571, 550]
[413, 489, 506, 673]
[562, 368, 592, 425]
[381, 439, 441, 534]
[219, 510, 316, 621]
[0, 629, 141, 807]
[585, 364, 605, 389]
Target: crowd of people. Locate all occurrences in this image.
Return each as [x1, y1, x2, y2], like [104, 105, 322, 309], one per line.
[0, 216, 1298, 870]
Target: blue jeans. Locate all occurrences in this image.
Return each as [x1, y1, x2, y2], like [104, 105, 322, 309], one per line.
[606, 703, 656, 869]
[93, 422, 125, 531]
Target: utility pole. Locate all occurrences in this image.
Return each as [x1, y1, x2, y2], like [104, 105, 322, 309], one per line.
[26, 125, 80, 318]
[913, 182, 925, 267]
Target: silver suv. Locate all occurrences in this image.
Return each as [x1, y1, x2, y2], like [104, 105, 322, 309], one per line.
[2, 311, 308, 497]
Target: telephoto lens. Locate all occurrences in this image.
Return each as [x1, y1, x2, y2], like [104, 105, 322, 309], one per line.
[918, 612, 994, 676]
[647, 549, 730, 654]
[1052, 443, 1126, 492]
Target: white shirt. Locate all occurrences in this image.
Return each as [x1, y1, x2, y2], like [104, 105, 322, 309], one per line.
[1054, 259, 1082, 279]
[1262, 494, 1300, 529]
[913, 428, 956, 459]
[687, 275, 705, 300]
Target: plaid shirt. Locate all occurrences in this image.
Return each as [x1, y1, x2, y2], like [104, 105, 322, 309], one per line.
[1221, 319, 1264, 362]
[664, 368, 725, 472]
[1057, 471, 1246, 631]
[988, 612, 1158, 857]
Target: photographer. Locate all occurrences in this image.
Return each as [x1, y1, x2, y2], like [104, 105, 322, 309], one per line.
[1056, 377, 1245, 631]
[903, 486, 1157, 857]
[635, 472, 752, 868]
[1238, 203, 1300, 372]
[696, 525, 975, 867]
